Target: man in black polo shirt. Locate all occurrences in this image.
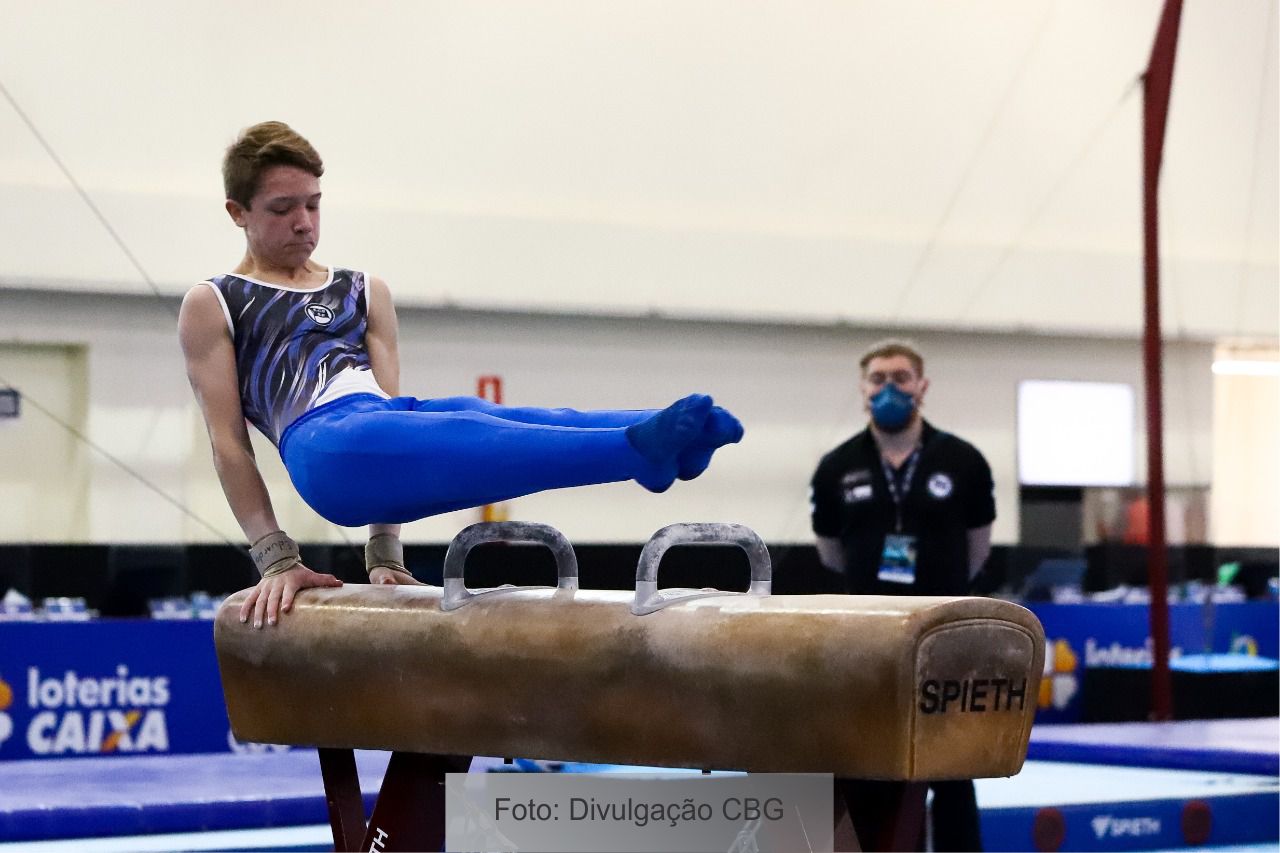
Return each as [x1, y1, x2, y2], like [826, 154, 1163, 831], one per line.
[810, 338, 995, 851]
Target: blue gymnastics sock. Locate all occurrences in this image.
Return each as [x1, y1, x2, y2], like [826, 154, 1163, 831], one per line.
[676, 405, 744, 481]
[625, 394, 713, 492]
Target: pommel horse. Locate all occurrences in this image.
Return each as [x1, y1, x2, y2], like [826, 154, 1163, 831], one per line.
[214, 522, 1045, 852]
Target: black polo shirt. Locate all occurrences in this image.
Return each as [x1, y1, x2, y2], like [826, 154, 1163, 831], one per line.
[810, 420, 995, 596]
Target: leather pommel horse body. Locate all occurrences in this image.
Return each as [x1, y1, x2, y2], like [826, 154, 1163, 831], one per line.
[214, 522, 1045, 852]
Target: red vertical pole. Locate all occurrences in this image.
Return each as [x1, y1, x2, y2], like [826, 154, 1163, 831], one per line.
[1142, 0, 1183, 722]
[476, 376, 508, 522]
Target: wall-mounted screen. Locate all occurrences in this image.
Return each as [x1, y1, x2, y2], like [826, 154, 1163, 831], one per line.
[1017, 380, 1135, 486]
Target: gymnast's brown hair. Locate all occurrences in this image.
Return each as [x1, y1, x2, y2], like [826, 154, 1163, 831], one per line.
[222, 121, 324, 209]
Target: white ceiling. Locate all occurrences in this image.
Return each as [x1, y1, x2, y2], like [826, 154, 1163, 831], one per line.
[0, 0, 1275, 338]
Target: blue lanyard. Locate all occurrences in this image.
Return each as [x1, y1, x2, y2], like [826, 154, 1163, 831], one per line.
[881, 448, 920, 533]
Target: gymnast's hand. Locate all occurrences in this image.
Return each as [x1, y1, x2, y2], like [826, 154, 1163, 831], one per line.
[240, 564, 343, 629]
[368, 566, 424, 585]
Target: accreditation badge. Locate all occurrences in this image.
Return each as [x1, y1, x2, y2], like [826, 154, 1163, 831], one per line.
[877, 533, 918, 584]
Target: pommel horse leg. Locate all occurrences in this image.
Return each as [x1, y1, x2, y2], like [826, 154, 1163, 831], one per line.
[318, 748, 365, 851]
[834, 779, 928, 852]
[318, 747, 472, 852]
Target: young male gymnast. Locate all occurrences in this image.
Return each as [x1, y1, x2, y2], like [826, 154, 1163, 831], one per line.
[178, 121, 743, 631]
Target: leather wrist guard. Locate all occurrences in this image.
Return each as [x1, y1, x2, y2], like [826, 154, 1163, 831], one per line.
[251, 531, 301, 578]
[366, 533, 411, 577]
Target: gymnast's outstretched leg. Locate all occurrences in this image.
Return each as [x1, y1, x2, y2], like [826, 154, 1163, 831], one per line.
[411, 396, 652, 427]
[280, 394, 732, 526]
[411, 396, 744, 481]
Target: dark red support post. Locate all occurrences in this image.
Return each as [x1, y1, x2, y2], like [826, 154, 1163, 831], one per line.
[318, 747, 368, 851]
[1141, 0, 1184, 722]
[834, 779, 929, 851]
[361, 752, 473, 853]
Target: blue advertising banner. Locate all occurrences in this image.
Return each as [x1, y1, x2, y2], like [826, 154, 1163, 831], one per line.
[0, 620, 263, 761]
[1028, 602, 1279, 723]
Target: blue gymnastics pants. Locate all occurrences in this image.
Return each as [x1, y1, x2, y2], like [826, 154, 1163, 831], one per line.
[280, 393, 658, 527]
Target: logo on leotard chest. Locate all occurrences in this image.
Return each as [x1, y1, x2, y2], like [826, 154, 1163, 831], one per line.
[305, 304, 334, 325]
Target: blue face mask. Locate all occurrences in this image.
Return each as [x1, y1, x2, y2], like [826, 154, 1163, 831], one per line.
[870, 384, 916, 432]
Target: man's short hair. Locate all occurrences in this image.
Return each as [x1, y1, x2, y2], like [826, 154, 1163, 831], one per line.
[859, 339, 925, 377]
[223, 121, 324, 208]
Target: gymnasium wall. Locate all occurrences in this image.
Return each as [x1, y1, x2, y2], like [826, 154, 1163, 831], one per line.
[0, 287, 1215, 546]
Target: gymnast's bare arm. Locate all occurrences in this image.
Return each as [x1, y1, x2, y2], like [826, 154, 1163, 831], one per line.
[362, 275, 420, 585]
[178, 284, 342, 626]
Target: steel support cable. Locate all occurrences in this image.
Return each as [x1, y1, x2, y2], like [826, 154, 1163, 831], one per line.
[890, 2, 1057, 319]
[1233, 0, 1277, 336]
[0, 78, 365, 559]
[0, 79, 176, 319]
[0, 368, 240, 548]
[956, 81, 1138, 322]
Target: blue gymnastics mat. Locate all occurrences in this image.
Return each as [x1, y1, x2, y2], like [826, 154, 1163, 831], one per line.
[0, 750, 391, 843]
[1029, 718, 1279, 776]
[976, 760, 1278, 851]
[1, 725, 1276, 851]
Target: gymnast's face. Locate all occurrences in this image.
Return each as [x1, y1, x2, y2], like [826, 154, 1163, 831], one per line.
[226, 164, 321, 268]
[860, 354, 928, 417]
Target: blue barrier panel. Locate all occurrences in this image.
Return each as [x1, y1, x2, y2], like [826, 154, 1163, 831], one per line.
[1028, 602, 1278, 723]
[0, 620, 239, 760]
